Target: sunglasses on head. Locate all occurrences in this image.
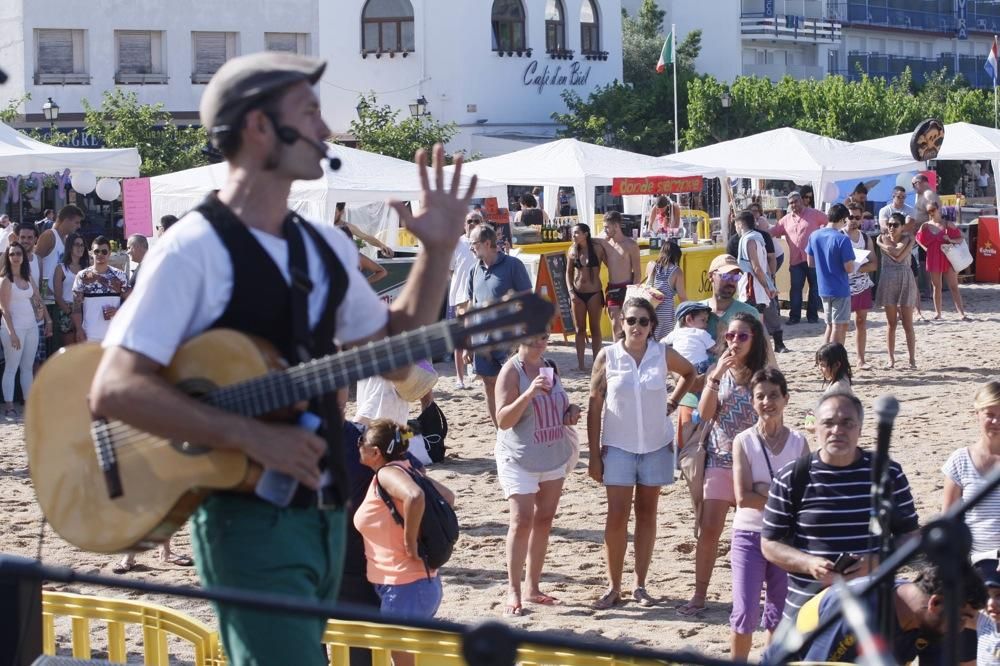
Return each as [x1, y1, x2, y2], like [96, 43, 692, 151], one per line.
[92, 248, 110, 255]
[624, 316, 650, 327]
[725, 331, 752, 342]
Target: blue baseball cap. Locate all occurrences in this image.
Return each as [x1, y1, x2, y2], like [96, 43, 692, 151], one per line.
[675, 301, 712, 323]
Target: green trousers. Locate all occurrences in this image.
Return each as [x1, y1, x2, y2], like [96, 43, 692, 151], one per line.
[190, 494, 346, 666]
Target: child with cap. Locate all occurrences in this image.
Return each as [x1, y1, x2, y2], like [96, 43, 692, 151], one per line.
[663, 301, 723, 375]
[975, 556, 999, 665]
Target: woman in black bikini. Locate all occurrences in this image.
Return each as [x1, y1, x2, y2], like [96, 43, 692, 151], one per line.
[567, 223, 607, 371]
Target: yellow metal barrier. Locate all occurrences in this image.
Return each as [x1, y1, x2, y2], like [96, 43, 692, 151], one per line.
[42, 591, 664, 665]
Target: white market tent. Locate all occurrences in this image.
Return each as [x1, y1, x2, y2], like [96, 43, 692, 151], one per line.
[662, 127, 923, 209]
[150, 143, 505, 243]
[450, 138, 725, 228]
[0, 121, 140, 177]
[858, 121, 1000, 211]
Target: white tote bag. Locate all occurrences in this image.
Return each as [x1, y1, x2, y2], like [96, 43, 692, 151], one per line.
[941, 238, 974, 273]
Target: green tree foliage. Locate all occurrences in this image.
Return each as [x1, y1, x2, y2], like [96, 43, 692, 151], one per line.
[349, 93, 458, 162]
[684, 68, 994, 149]
[0, 93, 78, 145]
[554, 16, 702, 155]
[82, 89, 208, 176]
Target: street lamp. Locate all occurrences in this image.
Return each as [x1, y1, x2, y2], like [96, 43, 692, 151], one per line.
[41, 97, 59, 128]
[720, 91, 731, 139]
[408, 95, 429, 117]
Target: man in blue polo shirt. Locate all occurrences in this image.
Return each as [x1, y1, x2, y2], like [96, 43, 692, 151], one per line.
[466, 224, 531, 427]
[806, 203, 855, 346]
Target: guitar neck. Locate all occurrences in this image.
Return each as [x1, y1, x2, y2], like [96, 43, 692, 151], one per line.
[205, 321, 455, 417]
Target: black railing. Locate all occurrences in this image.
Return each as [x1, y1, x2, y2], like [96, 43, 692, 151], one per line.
[832, 51, 996, 89]
[828, 1, 1000, 33]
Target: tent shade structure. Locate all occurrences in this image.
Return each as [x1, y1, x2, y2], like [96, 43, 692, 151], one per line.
[449, 138, 725, 227]
[0, 122, 140, 177]
[150, 143, 504, 229]
[662, 127, 923, 210]
[858, 121, 1000, 211]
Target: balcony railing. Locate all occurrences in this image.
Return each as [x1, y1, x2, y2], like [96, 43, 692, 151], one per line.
[740, 13, 842, 43]
[828, 1, 1000, 34]
[832, 51, 995, 89]
[743, 62, 825, 80]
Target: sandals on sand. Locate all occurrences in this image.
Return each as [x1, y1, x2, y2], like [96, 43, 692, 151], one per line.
[112, 558, 135, 574]
[592, 589, 623, 611]
[162, 553, 194, 567]
[632, 587, 656, 607]
[676, 601, 706, 617]
[504, 603, 523, 616]
[526, 593, 560, 606]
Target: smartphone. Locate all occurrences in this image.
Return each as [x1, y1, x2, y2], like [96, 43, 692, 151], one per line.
[833, 553, 860, 574]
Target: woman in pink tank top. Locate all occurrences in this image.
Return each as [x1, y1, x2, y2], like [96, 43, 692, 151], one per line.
[729, 368, 808, 660]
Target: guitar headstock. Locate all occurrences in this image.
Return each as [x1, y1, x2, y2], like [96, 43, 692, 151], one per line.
[451, 291, 554, 353]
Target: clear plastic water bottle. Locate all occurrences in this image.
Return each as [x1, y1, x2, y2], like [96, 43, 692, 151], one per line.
[255, 412, 323, 507]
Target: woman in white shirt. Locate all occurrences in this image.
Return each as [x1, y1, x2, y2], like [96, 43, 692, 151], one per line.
[0, 242, 46, 417]
[587, 297, 696, 610]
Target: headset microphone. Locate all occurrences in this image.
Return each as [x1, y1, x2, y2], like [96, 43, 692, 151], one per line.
[267, 116, 342, 171]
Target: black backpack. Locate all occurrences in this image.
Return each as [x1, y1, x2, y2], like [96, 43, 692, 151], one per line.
[375, 463, 459, 576]
[409, 401, 448, 463]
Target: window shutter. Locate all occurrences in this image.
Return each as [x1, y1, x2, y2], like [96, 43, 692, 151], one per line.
[266, 33, 298, 53]
[38, 29, 73, 74]
[194, 32, 227, 76]
[119, 31, 152, 74]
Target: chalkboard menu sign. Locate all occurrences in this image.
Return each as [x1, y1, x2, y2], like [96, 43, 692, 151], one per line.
[537, 251, 575, 335]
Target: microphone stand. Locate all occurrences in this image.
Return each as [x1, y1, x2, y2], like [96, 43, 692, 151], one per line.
[870, 396, 899, 645]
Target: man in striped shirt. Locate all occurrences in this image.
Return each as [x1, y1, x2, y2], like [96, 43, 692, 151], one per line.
[762, 391, 921, 621]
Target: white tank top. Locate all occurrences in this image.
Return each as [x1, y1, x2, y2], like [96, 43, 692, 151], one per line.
[601, 339, 674, 454]
[3, 279, 37, 331]
[40, 231, 65, 304]
[732, 427, 807, 532]
[58, 264, 77, 304]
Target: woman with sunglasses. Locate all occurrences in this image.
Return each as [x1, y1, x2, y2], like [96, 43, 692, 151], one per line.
[495, 333, 581, 615]
[915, 202, 970, 321]
[0, 242, 43, 417]
[52, 232, 89, 347]
[876, 213, 918, 368]
[679, 312, 769, 617]
[842, 203, 876, 369]
[588, 297, 696, 610]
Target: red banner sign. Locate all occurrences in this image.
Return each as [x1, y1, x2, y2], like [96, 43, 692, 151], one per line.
[612, 176, 704, 196]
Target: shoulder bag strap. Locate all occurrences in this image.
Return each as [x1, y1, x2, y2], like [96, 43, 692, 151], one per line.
[752, 429, 776, 479]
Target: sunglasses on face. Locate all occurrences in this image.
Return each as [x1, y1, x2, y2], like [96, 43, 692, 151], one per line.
[624, 316, 651, 327]
[725, 331, 752, 342]
[849, 215, 862, 220]
[887, 222, 901, 229]
[92, 248, 110, 255]
[716, 272, 741, 283]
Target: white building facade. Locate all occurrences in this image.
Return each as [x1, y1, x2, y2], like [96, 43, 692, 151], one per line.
[0, 0, 624, 156]
[320, 0, 623, 155]
[624, 0, 996, 89]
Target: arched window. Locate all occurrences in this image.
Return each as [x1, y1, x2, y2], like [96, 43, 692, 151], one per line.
[361, 0, 415, 53]
[580, 0, 600, 54]
[492, 0, 526, 52]
[545, 0, 566, 52]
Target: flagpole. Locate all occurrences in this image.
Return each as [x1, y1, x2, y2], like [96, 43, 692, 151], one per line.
[672, 23, 679, 153]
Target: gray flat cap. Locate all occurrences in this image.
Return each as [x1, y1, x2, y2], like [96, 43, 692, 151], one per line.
[199, 51, 326, 136]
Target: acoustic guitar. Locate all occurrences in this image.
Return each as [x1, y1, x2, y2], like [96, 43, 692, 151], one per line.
[26, 292, 552, 554]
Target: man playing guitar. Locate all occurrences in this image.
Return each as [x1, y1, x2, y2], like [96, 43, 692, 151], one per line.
[89, 52, 476, 664]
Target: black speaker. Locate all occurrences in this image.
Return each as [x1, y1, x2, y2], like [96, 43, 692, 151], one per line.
[0, 576, 42, 666]
[32, 659, 115, 665]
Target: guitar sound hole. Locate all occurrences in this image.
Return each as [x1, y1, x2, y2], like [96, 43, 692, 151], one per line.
[171, 377, 219, 456]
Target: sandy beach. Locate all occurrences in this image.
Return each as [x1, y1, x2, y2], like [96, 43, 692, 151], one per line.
[2, 282, 998, 663]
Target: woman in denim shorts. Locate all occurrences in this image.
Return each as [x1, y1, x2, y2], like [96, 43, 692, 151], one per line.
[354, 420, 456, 666]
[587, 297, 696, 610]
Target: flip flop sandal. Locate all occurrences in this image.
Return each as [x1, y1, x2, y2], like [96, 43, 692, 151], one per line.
[526, 593, 560, 606]
[503, 603, 523, 617]
[675, 602, 706, 617]
[112, 559, 135, 574]
[592, 589, 623, 611]
[632, 587, 656, 607]
[163, 554, 194, 567]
